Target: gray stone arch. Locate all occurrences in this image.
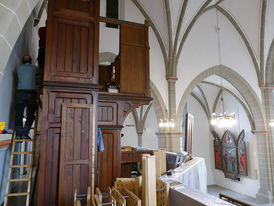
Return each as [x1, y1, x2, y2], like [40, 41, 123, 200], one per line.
[265, 38, 274, 84]
[176, 65, 274, 202]
[150, 81, 168, 121]
[177, 65, 265, 131]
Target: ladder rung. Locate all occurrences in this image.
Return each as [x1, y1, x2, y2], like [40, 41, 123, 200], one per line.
[13, 139, 33, 142]
[8, 178, 30, 182]
[6, 192, 29, 197]
[12, 152, 32, 155]
[10, 164, 31, 168]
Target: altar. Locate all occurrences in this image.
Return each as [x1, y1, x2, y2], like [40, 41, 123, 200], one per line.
[160, 157, 207, 193]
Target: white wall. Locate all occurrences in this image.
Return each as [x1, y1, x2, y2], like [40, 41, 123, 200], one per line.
[187, 95, 215, 185]
[187, 85, 260, 198]
[0, 7, 46, 128]
[99, 0, 119, 55]
[121, 112, 138, 147]
[121, 104, 159, 150]
[141, 104, 159, 149]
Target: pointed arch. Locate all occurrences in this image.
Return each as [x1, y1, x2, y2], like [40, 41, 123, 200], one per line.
[176, 65, 264, 131]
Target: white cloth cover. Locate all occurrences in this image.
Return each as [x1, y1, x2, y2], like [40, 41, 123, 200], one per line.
[160, 157, 207, 193]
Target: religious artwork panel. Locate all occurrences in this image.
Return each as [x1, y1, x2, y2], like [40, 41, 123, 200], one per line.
[213, 130, 222, 170]
[237, 130, 248, 176]
[221, 130, 238, 180]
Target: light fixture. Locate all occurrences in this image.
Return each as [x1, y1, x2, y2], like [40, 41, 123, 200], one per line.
[270, 120, 274, 127]
[211, 112, 237, 128]
[210, 9, 237, 129]
[159, 119, 175, 128]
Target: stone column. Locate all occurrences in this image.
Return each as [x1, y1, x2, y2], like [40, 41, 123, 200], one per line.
[137, 132, 143, 147]
[167, 78, 177, 120]
[256, 87, 274, 203]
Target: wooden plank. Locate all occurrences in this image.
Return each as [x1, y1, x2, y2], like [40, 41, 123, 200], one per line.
[6, 192, 29, 197]
[8, 178, 30, 182]
[124, 188, 141, 206]
[142, 154, 156, 206]
[12, 152, 32, 154]
[154, 149, 166, 177]
[112, 188, 126, 206]
[10, 164, 31, 168]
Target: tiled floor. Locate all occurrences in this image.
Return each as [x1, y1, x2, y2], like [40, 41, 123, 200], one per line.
[207, 185, 272, 206]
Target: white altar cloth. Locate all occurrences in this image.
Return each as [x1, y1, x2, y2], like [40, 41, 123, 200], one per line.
[160, 157, 207, 193]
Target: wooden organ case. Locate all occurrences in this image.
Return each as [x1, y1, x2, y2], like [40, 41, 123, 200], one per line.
[37, 0, 151, 205]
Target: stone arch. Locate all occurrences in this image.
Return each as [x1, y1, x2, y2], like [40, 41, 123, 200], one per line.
[176, 65, 274, 202]
[265, 37, 274, 84]
[176, 65, 265, 131]
[150, 81, 168, 121]
[0, 0, 42, 82]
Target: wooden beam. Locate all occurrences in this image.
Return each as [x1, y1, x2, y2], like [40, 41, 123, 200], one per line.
[142, 154, 156, 206]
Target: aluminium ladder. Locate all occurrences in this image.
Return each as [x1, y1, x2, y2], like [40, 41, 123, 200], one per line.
[3, 108, 40, 206]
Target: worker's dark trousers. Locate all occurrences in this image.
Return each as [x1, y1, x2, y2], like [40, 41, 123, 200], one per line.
[15, 90, 37, 136]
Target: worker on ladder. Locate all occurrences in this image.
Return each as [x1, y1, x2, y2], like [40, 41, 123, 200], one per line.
[15, 55, 41, 140]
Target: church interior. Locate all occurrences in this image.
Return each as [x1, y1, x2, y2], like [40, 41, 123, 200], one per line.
[0, 0, 274, 205]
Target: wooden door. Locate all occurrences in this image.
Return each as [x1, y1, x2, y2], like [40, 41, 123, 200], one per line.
[59, 103, 96, 205]
[98, 129, 121, 192]
[120, 23, 150, 96]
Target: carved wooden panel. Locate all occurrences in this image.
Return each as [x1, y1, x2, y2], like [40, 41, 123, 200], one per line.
[48, 91, 92, 123]
[59, 104, 95, 205]
[120, 24, 149, 96]
[97, 101, 118, 125]
[98, 129, 120, 192]
[45, 18, 97, 84]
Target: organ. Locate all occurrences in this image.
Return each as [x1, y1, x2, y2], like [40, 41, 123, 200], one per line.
[38, 0, 151, 205]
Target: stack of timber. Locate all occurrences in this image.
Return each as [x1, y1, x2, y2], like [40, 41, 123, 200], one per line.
[113, 154, 169, 206]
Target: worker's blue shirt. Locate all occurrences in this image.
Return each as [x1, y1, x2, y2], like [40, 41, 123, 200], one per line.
[16, 63, 40, 90]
